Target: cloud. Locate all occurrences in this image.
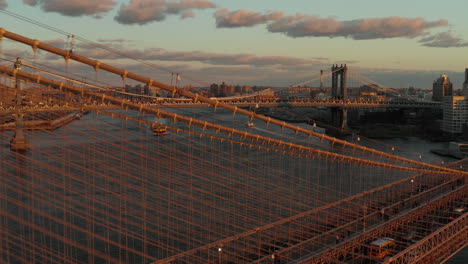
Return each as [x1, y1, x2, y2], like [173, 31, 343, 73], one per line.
[0, 0, 7, 9]
[43, 41, 323, 67]
[115, 0, 216, 25]
[211, 8, 449, 41]
[23, 0, 116, 17]
[214, 8, 283, 28]
[419, 32, 468, 48]
[181, 10, 194, 19]
[267, 15, 448, 39]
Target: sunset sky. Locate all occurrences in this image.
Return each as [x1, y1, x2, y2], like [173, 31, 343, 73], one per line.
[1, 0, 467, 88]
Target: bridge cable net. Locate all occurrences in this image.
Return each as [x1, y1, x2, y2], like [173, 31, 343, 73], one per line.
[1, 73, 467, 263]
[1, 29, 467, 262]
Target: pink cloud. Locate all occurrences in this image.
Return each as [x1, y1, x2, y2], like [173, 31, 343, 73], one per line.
[23, 0, 116, 17]
[211, 8, 448, 41]
[267, 15, 448, 39]
[115, 0, 216, 25]
[214, 8, 283, 28]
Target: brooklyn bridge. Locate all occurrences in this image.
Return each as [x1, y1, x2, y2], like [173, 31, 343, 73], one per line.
[0, 27, 466, 264]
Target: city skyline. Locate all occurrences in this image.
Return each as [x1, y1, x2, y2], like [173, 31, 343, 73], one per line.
[0, 0, 467, 88]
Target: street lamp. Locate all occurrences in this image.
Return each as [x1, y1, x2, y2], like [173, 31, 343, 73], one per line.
[410, 179, 415, 196]
[218, 247, 222, 264]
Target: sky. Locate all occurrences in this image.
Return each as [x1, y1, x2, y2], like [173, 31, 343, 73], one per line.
[0, 0, 467, 89]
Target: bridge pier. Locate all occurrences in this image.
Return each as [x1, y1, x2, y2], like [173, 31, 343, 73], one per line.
[331, 108, 348, 130]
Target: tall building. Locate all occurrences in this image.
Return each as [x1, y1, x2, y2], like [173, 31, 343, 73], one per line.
[442, 96, 468, 134]
[432, 74, 453, 101]
[463, 68, 468, 96]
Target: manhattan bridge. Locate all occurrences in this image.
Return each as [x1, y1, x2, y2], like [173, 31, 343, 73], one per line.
[0, 26, 466, 264]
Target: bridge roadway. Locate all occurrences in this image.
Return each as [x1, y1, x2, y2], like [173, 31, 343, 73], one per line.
[0, 98, 441, 115]
[296, 184, 467, 264]
[153, 160, 466, 264]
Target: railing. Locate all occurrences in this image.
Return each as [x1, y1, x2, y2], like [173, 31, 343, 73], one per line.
[385, 211, 467, 264]
[297, 184, 467, 264]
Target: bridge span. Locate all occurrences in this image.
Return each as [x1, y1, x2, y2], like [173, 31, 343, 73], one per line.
[0, 97, 441, 115]
[142, 98, 441, 109]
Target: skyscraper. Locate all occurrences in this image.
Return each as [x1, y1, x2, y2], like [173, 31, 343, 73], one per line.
[463, 68, 468, 96]
[432, 74, 453, 102]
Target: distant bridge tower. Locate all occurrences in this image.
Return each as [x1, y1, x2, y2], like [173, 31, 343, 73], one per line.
[331, 64, 348, 130]
[10, 57, 29, 152]
[331, 64, 348, 100]
[320, 69, 324, 90]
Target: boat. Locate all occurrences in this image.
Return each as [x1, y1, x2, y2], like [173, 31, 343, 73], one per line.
[152, 123, 167, 136]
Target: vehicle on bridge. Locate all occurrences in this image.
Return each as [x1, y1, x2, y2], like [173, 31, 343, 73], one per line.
[368, 237, 395, 259]
[449, 206, 466, 220]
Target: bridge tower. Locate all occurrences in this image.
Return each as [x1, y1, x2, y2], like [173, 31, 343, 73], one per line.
[331, 64, 348, 100]
[10, 57, 29, 152]
[331, 64, 348, 130]
[320, 69, 324, 90]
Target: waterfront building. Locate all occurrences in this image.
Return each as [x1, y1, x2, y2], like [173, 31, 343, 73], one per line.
[442, 96, 468, 134]
[433, 74, 453, 102]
